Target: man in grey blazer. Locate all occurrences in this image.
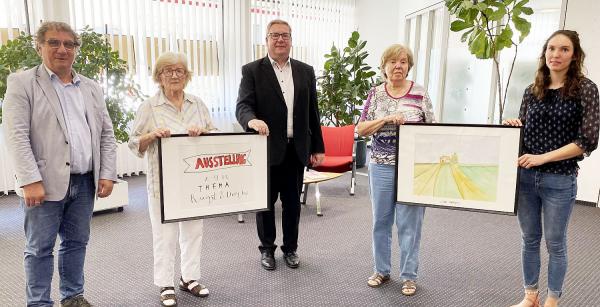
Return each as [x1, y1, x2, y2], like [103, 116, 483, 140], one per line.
[2, 21, 117, 307]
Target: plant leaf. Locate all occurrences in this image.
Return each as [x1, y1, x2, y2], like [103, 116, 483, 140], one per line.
[450, 20, 473, 32]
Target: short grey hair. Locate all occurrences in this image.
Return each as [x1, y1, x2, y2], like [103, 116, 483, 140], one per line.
[35, 21, 80, 50]
[152, 52, 192, 86]
[265, 19, 292, 38]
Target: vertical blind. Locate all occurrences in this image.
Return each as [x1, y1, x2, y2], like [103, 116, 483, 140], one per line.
[1, 0, 355, 120]
[0, 0, 45, 43]
[69, 0, 224, 113]
[250, 0, 355, 75]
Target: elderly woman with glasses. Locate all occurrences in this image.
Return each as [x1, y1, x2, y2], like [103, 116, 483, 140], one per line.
[129, 52, 215, 307]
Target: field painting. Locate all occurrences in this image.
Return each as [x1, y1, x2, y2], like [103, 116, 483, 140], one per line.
[412, 134, 499, 202]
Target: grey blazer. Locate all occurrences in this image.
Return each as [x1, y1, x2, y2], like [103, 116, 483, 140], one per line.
[2, 65, 117, 201]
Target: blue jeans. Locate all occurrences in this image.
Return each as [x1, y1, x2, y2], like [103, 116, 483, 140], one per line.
[517, 168, 577, 299]
[23, 173, 95, 307]
[369, 163, 425, 281]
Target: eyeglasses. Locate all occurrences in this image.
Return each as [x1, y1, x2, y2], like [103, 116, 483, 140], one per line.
[161, 68, 186, 77]
[267, 32, 291, 40]
[43, 39, 80, 50]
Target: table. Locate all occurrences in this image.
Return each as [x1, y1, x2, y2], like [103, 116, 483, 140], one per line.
[302, 170, 344, 216]
[236, 170, 344, 222]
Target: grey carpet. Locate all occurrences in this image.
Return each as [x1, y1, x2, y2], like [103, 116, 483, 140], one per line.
[1, 170, 600, 306]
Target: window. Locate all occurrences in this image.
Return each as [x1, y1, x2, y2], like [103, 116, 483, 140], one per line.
[406, 0, 563, 124]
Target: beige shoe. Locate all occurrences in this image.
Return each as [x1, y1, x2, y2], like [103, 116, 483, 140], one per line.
[401, 280, 417, 296]
[510, 291, 541, 307]
[60, 295, 92, 307]
[367, 272, 390, 288]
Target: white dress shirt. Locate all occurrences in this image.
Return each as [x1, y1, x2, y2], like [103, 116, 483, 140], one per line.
[268, 55, 295, 138]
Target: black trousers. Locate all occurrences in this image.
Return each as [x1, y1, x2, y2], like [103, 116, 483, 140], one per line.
[257, 142, 305, 253]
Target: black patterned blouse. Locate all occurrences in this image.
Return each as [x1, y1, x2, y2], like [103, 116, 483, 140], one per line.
[518, 77, 600, 176]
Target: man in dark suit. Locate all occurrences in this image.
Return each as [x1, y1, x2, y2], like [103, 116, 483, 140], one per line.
[236, 19, 325, 270]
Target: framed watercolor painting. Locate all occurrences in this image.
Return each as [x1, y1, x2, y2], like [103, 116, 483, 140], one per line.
[158, 133, 269, 223]
[395, 123, 522, 215]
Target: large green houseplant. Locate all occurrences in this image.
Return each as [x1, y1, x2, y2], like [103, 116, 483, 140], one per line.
[318, 31, 377, 127]
[0, 26, 142, 142]
[318, 31, 376, 167]
[445, 0, 533, 122]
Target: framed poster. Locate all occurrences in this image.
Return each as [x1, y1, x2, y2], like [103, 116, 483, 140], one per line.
[158, 133, 269, 223]
[395, 123, 522, 215]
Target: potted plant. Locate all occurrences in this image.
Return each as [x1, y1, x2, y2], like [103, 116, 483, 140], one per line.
[318, 31, 377, 167]
[0, 26, 142, 142]
[445, 0, 533, 123]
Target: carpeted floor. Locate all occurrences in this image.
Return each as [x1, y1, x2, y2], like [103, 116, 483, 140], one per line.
[1, 169, 599, 306]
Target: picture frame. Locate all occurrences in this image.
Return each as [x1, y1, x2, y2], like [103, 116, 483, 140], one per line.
[395, 123, 522, 215]
[158, 133, 269, 223]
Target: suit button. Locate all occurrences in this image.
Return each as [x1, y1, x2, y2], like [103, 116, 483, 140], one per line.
[66, 162, 70, 166]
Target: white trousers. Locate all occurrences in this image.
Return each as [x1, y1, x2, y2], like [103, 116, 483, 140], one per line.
[148, 196, 204, 287]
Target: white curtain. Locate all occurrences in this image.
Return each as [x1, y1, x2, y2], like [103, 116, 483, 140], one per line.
[0, 0, 45, 42]
[69, 0, 224, 114]
[65, 0, 355, 125]
[250, 0, 355, 75]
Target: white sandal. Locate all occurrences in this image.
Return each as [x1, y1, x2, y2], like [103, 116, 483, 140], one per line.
[179, 277, 209, 297]
[160, 287, 177, 306]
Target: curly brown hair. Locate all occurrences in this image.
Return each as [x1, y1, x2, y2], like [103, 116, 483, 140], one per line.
[532, 30, 586, 100]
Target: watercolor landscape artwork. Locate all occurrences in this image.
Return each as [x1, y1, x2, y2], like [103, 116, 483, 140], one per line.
[412, 134, 500, 202]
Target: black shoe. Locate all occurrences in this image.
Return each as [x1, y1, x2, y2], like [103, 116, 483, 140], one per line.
[283, 251, 299, 268]
[261, 251, 276, 270]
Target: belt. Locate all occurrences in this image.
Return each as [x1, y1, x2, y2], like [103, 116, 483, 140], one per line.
[70, 171, 93, 177]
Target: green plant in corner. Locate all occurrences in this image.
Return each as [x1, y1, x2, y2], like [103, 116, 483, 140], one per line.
[0, 26, 143, 142]
[445, 0, 533, 123]
[318, 31, 377, 127]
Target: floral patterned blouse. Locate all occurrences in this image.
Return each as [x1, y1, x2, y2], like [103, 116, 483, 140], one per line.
[359, 82, 435, 165]
[518, 77, 600, 176]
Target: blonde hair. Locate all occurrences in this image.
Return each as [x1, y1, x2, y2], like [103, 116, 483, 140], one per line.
[152, 52, 192, 86]
[379, 44, 414, 79]
[265, 19, 292, 38]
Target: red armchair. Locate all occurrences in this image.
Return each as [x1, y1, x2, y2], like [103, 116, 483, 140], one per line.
[304, 125, 356, 202]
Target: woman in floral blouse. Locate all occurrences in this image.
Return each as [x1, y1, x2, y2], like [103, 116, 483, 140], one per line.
[504, 30, 599, 307]
[357, 44, 435, 296]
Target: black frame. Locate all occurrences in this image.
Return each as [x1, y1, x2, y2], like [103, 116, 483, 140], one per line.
[158, 132, 270, 223]
[394, 123, 522, 216]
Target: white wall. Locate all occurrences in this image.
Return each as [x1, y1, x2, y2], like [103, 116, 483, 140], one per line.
[563, 0, 600, 204]
[355, 0, 444, 76]
[354, 0, 402, 74]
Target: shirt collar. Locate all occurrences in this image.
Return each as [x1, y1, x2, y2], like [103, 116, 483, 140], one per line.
[268, 54, 291, 69]
[152, 89, 193, 107]
[43, 64, 80, 85]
